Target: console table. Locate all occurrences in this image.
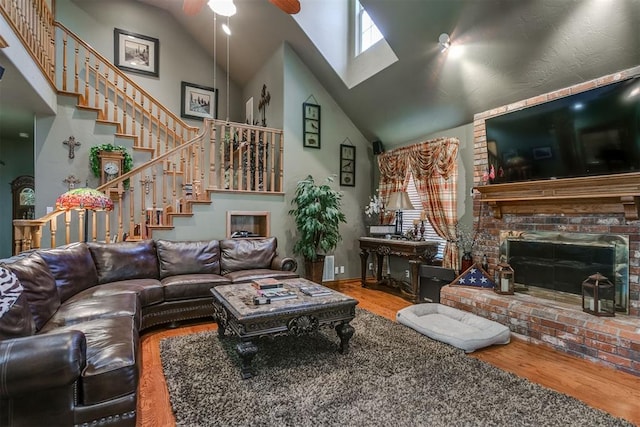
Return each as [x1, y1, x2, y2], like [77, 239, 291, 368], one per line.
[359, 237, 440, 303]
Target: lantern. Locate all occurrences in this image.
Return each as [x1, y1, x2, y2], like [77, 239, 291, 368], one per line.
[582, 273, 615, 317]
[494, 262, 514, 295]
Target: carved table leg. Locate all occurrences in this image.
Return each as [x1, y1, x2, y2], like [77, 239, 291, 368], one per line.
[335, 322, 355, 354]
[236, 341, 258, 379]
[360, 249, 369, 287]
[409, 259, 422, 303]
[213, 303, 227, 337]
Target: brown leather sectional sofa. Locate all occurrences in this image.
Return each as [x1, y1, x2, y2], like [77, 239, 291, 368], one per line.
[0, 237, 297, 427]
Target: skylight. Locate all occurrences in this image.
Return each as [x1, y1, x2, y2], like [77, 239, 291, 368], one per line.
[356, 1, 383, 55]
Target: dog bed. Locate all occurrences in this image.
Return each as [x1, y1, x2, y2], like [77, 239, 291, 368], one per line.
[396, 303, 511, 353]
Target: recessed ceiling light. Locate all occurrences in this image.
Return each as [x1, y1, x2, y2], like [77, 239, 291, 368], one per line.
[19, 132, 29, 138]
[438, 33, 450, 52]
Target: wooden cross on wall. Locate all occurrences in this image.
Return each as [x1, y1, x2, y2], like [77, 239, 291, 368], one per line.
[63, 136, 81, 159]
[63, 174, 81, 190]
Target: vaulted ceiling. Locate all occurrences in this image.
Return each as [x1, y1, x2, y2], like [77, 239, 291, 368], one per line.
[138, 0, 640, 147]
[2, 0, 640, 150]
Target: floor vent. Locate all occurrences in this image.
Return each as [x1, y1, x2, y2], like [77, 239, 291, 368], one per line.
[323, 255, 335, 282]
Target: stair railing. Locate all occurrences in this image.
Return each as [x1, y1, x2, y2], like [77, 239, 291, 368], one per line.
[13, 120, 285, 253]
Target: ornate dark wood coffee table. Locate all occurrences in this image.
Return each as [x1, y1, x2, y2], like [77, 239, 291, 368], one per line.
[210, 278, 358, 379]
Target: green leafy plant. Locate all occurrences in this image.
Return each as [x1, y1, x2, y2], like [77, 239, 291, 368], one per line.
[89, 143, 134, 188]
[289, 175, 347, 262]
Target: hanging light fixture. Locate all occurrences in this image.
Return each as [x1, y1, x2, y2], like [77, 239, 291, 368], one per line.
[208, 0, 236, 17]
[438, 33, 451, 52]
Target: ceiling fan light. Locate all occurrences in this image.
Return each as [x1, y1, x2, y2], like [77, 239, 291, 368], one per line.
[208, 0, 236, 17]
[438, 33, 451, 52]
[222, 23, 231, 35]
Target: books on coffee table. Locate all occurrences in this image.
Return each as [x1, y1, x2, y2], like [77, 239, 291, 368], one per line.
[252, 278, 284, 290]
[299, 285, 332, 297]
[257, 288, 297, 301]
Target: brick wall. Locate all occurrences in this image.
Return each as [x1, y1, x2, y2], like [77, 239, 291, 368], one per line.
[457, 65, 640, 375]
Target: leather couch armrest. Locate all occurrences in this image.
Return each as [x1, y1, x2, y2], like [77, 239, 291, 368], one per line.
[0, 331, 86, 398]
[271, 255, 298, 272]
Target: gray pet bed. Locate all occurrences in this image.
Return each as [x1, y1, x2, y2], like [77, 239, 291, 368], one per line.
[396, 303, 511, 353]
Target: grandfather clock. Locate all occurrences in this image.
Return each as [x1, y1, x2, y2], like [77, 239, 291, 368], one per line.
[99, 150, 124, 200]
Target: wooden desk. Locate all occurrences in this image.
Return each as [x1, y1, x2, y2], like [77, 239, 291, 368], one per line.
[359, 237, 440, 303]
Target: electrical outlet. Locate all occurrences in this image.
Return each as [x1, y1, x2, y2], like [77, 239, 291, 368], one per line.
[334, 266, 339, 275]
[405, 270, 410, 279]
[340, 265, 345, 274]
[369, 262, 373, 271]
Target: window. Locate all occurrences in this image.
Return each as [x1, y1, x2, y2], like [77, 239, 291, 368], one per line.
[356, 0, 383, 55]
[401, 174, 446, 259]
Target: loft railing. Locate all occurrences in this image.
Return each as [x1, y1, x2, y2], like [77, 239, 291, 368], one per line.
[13, 120, 285, 253]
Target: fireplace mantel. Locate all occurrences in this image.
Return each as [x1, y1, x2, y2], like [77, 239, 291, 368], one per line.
[474, 172, 640, 220]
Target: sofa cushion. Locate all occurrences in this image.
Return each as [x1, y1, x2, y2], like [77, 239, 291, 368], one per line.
[39, 243, 98, 303]
[156, 239, 221, 279]
[161, 273, 229, 301]
[3, 253, 61, 331]
[88, 240, 159, 284]
[220, 237, 277, 275]
[223, 269, 299, 284]
[69, 278, 164, 308]
[39, 293, 141, 332]
[45, 316, 138, 405]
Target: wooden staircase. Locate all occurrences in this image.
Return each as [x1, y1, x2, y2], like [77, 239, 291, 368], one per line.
[4, 0, 285, 254]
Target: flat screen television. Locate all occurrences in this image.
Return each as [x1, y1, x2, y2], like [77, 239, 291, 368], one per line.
[485, 77, 640, 183]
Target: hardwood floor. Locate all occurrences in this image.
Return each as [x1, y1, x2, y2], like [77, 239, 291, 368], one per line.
[137, 280, 640, 426]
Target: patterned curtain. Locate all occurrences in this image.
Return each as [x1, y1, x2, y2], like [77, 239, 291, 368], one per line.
[377, 151, 409, 225]
[377, 137, 460, 270]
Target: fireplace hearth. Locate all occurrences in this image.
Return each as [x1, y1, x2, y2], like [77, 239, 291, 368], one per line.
[499, 230, 629, 313]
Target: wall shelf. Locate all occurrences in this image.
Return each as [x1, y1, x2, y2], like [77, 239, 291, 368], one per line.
[474, 172, 640, 220]
[226, 210, 270, 238]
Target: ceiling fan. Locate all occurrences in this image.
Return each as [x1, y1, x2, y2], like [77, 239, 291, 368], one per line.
[182, 0, 300, 16]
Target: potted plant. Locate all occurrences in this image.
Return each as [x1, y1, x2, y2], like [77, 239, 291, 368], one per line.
[289, 175, 347, 283]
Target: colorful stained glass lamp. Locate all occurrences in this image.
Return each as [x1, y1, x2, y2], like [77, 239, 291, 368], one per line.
[56, 188, 113, 242]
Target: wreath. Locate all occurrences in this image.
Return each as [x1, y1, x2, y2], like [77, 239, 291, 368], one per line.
[89, 144, 134, 189]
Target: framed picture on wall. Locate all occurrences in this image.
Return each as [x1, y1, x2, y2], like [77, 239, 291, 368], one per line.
[180, 82, 218, 120]
[303, 102, 321, 148]
[114, 28, 159, 77]
[340, 144, 356, 186]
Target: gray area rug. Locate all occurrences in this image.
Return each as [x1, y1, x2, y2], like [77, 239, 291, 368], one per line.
[160, 309, 632, 427]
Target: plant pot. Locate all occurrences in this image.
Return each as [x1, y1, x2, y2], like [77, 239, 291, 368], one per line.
[304, 255, 325, 284]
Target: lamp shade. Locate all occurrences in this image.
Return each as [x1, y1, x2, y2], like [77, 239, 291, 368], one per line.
[386, 191, 415, 210]
[56, 188, 114, 211]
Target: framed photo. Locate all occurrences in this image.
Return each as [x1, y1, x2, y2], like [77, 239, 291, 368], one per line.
[339, 144, 356, 186]
[114, 28, 159, 77]
[180, 82, 218, 120]
[303, 102, 321, 149]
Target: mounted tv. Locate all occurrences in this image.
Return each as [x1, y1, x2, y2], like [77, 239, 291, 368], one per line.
[485, 77, 640, 184]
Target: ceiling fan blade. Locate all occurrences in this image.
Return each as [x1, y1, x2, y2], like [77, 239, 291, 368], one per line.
[269, 0, 301, 14]
[183, 0, 207, 16]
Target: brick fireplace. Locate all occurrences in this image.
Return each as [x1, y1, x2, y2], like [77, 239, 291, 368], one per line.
[440, 66, 640, 376]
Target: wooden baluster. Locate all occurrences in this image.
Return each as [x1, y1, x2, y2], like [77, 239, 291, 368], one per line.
[270, 131, 276, 192]
[73, 45, 79, 94]
[132, 89, 137, 145]
[122, 81, 128, 134]
[84, 52, 89, 104]
[90, 210, 97, 242]
[113, 75, 118, 123]
[105, 210, 111, 243]
[50, 216, 57, 249]
[78, 209, 85, 243]
[172, 162, 177, 210]
[140, 175, 147, 239]
[62, 32, 68, 91]
[103, 70, 109, 119]
[117, 183, 124, 239]
[129, 185, 135, 240]
[64, 210, 71, 245]
[279, 132, 284, 192]
[94, 61, 100, 109]
[14, 225, 24, 255]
